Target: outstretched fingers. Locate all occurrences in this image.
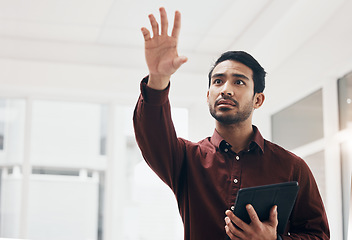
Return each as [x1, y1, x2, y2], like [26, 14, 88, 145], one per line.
[142, 8, 181, 40]
[159, 7, 168, 35]
[171, 10, 181, 38]
[148, 13, 159, 38]
[141, 27, 151, 41]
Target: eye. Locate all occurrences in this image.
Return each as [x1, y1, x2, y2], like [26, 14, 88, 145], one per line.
[235, 80, 245, 85]
[213, 79, 223, 85]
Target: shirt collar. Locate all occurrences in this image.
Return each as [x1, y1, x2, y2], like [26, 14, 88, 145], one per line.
[210, 125, 265, 153]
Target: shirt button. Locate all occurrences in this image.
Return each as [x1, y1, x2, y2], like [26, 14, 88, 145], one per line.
[224, 148, 228, 152]
[235, 156, 240, 161]
[231, 206, 235, 211]
[234, 179, 238, 184]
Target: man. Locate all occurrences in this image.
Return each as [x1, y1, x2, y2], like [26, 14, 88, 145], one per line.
[133, 7, 330, 240]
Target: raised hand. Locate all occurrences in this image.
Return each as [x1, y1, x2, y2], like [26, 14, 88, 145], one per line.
[141, 7, 188, 90]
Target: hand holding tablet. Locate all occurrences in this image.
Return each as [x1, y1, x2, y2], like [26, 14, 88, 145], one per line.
[225, 181, 299, 239]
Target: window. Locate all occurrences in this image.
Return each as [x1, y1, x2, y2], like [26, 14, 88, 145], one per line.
[0, 99, 104, 240]
[271, 90, 327, 227]
[341, 141, 352, 239]
[338, 71, 352, 239]
[304, 151, 326, 203]
[0, 99, 188, 240]
[338, 72, 352, 130]
[271, 89, 324, 150]
[30, 100, 103, 167]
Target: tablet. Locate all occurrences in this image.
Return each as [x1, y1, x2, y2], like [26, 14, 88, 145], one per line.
[231, 181, 299, 234]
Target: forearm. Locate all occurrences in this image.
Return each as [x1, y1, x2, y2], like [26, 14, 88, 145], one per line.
[133, 77, 184, 188]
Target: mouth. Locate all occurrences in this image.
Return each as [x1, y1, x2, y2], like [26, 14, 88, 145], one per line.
[215, 98, 237, 108]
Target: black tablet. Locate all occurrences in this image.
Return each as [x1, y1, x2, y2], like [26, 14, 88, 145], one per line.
[231, 181, 299, 234]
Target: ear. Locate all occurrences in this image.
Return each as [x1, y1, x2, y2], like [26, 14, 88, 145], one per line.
[253, 92, 265, 109]
[206, 90, 210, 103]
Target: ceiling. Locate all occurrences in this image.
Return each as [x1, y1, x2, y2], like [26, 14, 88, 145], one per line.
[0, 0, 352, 114]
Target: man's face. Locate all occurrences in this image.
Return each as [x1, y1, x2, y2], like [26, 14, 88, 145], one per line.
[207, 60, 264, 125]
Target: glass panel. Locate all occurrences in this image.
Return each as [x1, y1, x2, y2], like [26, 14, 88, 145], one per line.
[0, 97, 26, 239]
[0, 166, 22, 238]
[31, 100, 103, 167]
[349, 182, 352, 240]
[271, 89, 324, 150]
[100, 105, 108, 156]
[31, 167, 80, 176]
[338, 72, 352, 130]
[304, 151, 326, 204]
[0, 99, 5, 150]
[341, 141, 352, 240]
[0, 98, 26, 164]
[26, 172, 99, 240]
[0, 99, 109, 239]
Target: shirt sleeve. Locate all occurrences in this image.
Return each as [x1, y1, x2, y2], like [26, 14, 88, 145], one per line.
[281, 159, 330, 239]
[133, 76, 186, 193]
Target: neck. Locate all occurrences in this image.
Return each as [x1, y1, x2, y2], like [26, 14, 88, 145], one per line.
[215, 120, 254, 153]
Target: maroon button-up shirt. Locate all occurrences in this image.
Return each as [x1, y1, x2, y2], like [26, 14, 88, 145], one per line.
[133, 77, 329, 240]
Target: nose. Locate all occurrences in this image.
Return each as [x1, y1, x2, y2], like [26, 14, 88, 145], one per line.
[221, 82, 233, 96]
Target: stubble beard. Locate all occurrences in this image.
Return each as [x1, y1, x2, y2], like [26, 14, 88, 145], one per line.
[209, 101, 253, 125]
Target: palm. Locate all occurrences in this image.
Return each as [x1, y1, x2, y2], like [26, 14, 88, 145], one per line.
[145, 35, 179, 76]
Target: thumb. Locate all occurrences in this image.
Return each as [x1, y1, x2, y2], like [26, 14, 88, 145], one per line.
[173, 56, 188, 69]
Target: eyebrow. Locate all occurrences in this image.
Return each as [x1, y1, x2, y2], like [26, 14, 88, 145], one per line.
[211, 73, 250, 80]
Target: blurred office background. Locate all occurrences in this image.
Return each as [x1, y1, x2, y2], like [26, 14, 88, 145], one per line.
[0, 0, 351, 239]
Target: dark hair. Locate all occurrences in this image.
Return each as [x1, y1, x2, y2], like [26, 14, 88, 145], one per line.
[208, 51, 266, 93]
